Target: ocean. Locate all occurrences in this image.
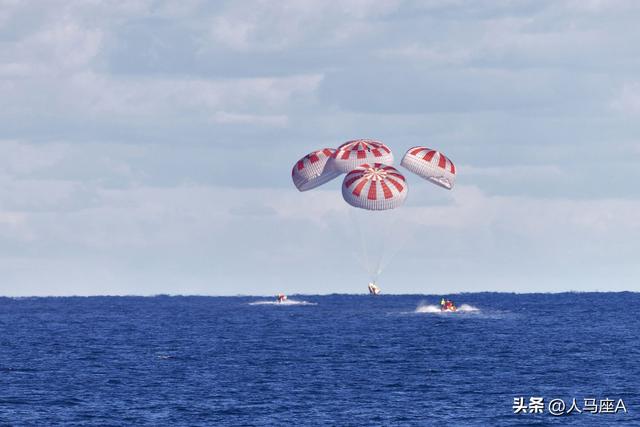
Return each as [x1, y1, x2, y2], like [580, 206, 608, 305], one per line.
[1, 293, 638, 426]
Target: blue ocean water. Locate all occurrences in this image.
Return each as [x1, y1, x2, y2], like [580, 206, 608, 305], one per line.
[1, 293, 638, 426]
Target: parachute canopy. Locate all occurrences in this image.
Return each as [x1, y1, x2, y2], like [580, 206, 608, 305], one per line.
[292, 139, 456, 287]
[291, 148, 341, 191]
[341, 163, 407, 210]
[330, 139, 394, 174]
[400, 147, 456, 190]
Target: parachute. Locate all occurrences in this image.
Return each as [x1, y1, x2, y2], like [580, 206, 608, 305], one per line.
[291, 148, 341, 191]
[339, 162, 407, 284]
[341, 163, 407, 210]
[329, 139, 394, 174]
[292, 139, 456, 291]
[400, 147, 456, 190]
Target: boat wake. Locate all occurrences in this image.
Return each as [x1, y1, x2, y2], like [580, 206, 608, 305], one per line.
[248, 299, 316, 306]
[414, 304, 441, 313]
[414, 303, 479, 314]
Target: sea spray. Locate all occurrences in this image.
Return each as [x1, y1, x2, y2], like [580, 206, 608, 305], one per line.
[248, 299, 317, 306]
[414, 302, 480, 313]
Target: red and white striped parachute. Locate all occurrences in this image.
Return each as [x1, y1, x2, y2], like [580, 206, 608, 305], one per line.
[330, 139, 394, 174]
[292, 148, 341, 191]
[400, 147, 456, 190]
[342, 163, 407, 210]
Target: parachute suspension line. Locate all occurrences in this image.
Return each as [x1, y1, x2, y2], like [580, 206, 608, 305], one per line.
[348, 208, 408, 284]
[340, 162, 409, 284]
[369, 217, 386, 283]
[374, 210, 410, 281]
[292, 141, 457, 292]
[367, 211, 394, 283]
[348, 208, 375, 281]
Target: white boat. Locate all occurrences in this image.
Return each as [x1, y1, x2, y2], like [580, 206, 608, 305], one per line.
[368, 283, 381, 295]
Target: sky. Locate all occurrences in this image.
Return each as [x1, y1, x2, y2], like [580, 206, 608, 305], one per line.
[1, 0, 640, 296]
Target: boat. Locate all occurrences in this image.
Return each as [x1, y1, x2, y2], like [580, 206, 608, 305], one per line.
[368, 282, 381, 295]
[440, 298, 457, 312]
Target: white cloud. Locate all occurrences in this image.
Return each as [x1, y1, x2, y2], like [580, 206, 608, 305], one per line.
[0, 12, 103, 77]
[462, 164, 566, 179]
[403, 185, 640, 236]
[610, 82, 640, 115]
[0, 71, 322, 122]
[1, 1, 640, 294]
[1, 158, 640, 294]
[210, 15, 254, 51]
[209, 0, 401, 52]
[211, 112, 289, 127]
[0, 140, 68, 174]
[376, 44, 475, 66]
[267, 182, 636, 257]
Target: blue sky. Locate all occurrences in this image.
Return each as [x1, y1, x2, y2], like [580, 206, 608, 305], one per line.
[1, 0, 640, 295]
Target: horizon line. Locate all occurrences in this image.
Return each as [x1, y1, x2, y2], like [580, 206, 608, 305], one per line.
[1, 290, 638, 298]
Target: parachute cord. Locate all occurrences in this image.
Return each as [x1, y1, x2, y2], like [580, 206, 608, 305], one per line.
[373, 211, 410, 282]
[349, 209, 373, 279]
[346, 208, 411, 285]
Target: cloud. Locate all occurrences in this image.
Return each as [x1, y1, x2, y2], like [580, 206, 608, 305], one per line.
[211, 112, 289, 127]
[0, 140, 68, 175]
[1, 1, 640, 294]
[3, 149, 639, 295]
[208, 0, 401, 52]
[610, 82, 640, 115]
[1, 71, 322, 118]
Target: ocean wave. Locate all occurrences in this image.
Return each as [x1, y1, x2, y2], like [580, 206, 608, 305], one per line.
[248, 299, 316, 306]
[414, 303, 480, 314]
